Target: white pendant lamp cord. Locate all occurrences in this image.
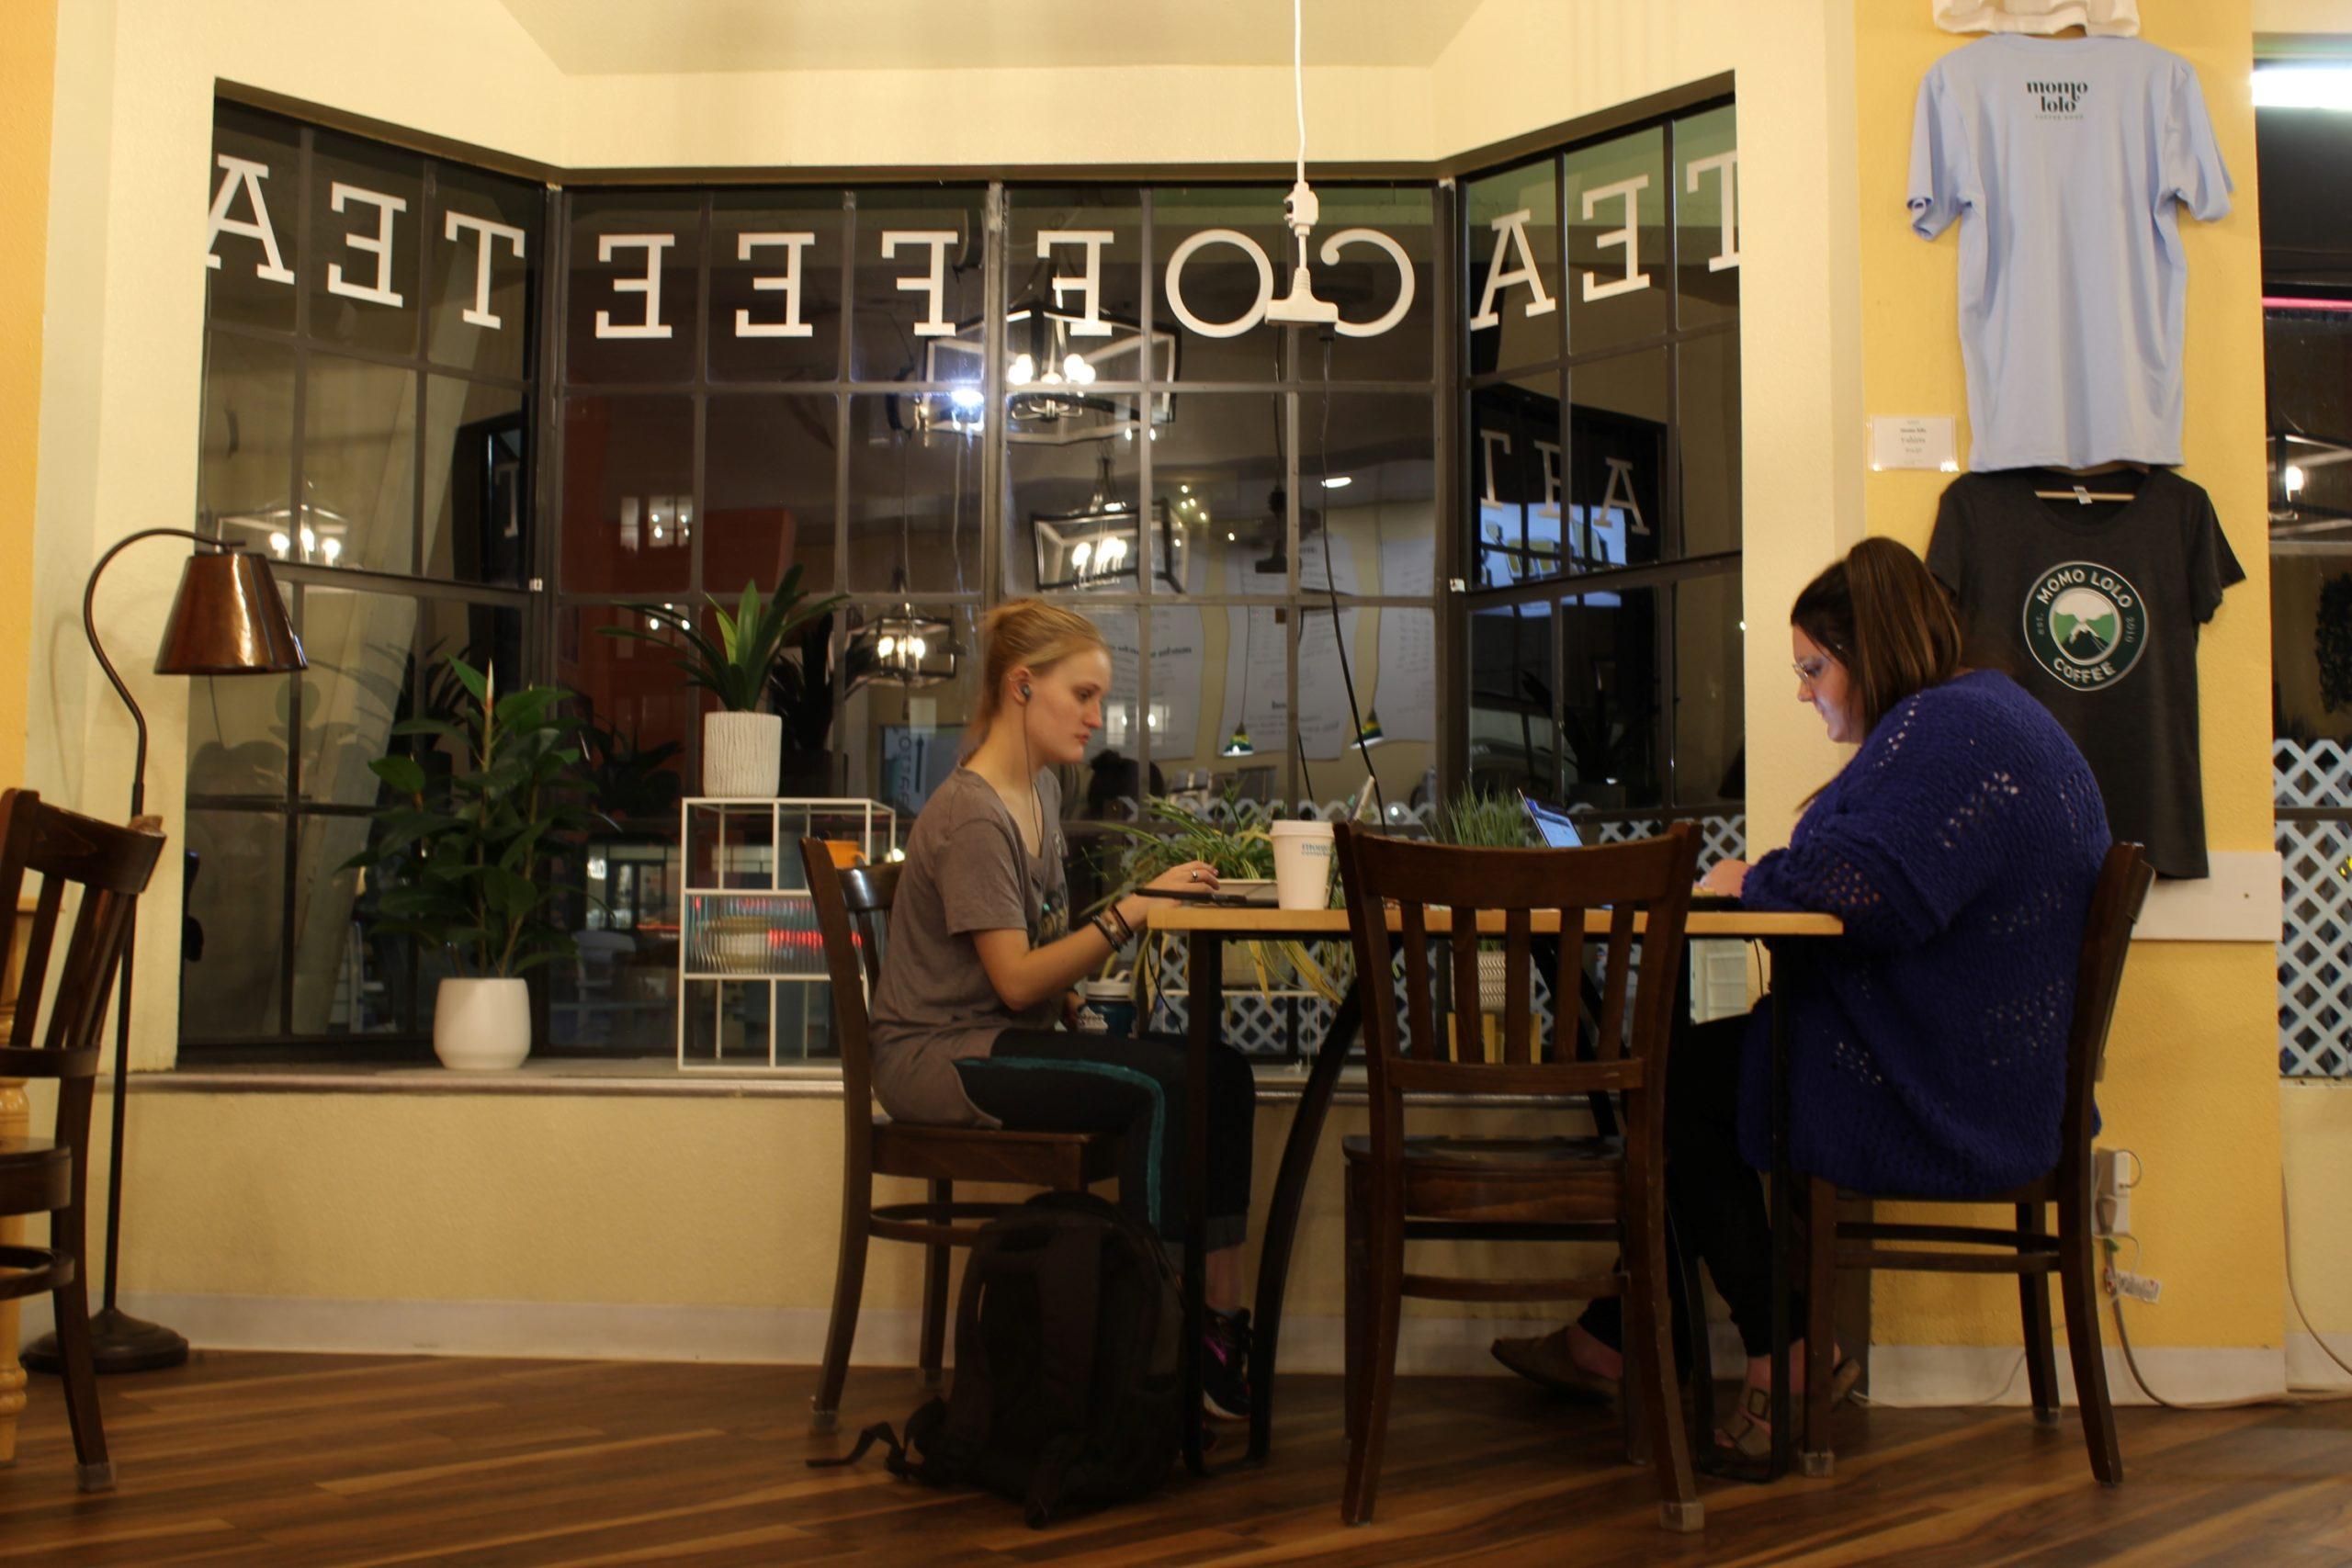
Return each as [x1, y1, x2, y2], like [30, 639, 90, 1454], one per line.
[1292, 0, 1308, 190]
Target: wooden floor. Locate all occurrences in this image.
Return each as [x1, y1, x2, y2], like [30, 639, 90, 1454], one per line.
[4, 1352, 2349, 1565]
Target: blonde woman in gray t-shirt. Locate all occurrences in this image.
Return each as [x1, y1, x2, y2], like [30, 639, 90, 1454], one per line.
[866, 599, 1261, 1424]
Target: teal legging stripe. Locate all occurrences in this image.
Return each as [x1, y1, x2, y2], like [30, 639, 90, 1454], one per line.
[973, 1056, 1167, 1228]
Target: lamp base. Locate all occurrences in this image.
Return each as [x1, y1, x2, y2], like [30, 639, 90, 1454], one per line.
[21, 1306, 189, 1375]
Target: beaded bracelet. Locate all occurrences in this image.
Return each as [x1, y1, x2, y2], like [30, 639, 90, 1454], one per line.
[1093, 913, 1125, 949]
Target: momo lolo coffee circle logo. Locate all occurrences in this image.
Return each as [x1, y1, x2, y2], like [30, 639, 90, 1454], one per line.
[2021, 561, 2147, 691]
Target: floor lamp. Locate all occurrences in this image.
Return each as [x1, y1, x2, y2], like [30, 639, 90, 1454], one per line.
[22, 530, 305, 1375]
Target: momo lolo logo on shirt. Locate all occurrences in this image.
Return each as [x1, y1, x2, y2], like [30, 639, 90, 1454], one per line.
[2024, 79, 2089, 119]
[2022, 561, 2147, 690]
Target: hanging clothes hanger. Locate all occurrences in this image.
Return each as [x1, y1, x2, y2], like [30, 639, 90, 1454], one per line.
[2032, 460, 2146, 505]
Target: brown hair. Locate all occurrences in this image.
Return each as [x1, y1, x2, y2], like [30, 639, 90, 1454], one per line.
[968, 598, 1109, 750]
[1790, 536, 1963, 737]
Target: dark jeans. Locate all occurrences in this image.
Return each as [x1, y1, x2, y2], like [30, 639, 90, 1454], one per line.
[956, 1027, 1257, 1253]
[1578, 1010, 1801, 1359]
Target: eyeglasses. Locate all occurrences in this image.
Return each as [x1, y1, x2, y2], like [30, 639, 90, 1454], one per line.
[1792, 656, 1832, 686]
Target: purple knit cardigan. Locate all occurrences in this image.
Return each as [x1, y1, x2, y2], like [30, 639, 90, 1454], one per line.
[1734, 670, 2110, 1196]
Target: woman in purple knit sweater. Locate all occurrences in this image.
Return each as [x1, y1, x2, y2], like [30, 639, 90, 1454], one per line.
[1495, 537, 2109, 1464]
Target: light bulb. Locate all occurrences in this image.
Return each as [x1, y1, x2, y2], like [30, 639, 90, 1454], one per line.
[1008, 354, 1035, 387]
[1071, 542, 1092, 572]
[299, 525, 316, 553]
[268, 531, 289, 557]
[950, 386, 983, 411]
[909, 636, 926, 658]
[2286, 464, 2307, 497]
[322, 536, 343, 565]
[877, 636, 896, 658]
[1065, 354, 1094, 385]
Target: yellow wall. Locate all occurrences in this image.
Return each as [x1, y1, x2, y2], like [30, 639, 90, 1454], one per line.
[16, 0, 2291, 1393]
[1856, 0, 2283, 1355]
[0, 0, 56, 785]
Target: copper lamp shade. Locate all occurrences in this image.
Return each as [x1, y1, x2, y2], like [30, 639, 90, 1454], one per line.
[153, 548, 306, 675]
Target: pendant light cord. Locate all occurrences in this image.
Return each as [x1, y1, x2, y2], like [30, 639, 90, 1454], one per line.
[1291, 0, 1308, 187]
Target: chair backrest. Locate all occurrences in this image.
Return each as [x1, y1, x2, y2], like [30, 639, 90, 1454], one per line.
[1333, 821, 1699, 1154]
[0, 791, 166, 1164]
[2058, 840, 2154, 1180]
[799, 838, 899, 1122]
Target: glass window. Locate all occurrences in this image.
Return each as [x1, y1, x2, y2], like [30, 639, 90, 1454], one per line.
[1315, 186, 1435, 384]
[560, 394, 695, 594]
[429, 161, 541, 382]
[1568, 349, 1668, 574]
[1468, 601, 1555, 800]
[187, 673, 290, 800]
[182, 810, 287, 1039]
[850, 188, 985, 384]
[1151, 186, 1291, 383]
[1674, 106, 1741, 330]
[846, 394, 980, 593]
[200, 332, 298, 553]
[307, 130, 424, 359]
[205, 104, 302, 335]
[1148, 393, 1283, 594]
[565, 194, 702, 386]
[301, 353, 417, 575]
[1677, 333, 1741, 558]
[1464, 160, 1560, 378]
[559, 602, 700, 802]
[1559, 586, 1662, 808]
[710, 190, 844, 383]
[1564, 128, 1668, 353]
[1470, 373, 1565, 589]
[1674, 571, 1745, 807]
[1297, 390, 1435, 595]
[424, 377, 530, 586]
[706, 393, 841, 595]
[290, 812, 409, 1037]
[1006, 423, 1142, 596]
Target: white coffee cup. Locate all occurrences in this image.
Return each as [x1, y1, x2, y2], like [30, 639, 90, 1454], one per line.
[1270, 818, 1338, 910]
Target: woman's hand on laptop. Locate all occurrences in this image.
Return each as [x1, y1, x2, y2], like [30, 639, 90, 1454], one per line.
[1699, 858, 1748, 898]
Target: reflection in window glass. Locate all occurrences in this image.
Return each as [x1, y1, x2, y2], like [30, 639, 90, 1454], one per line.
[847, 395, 980, 593]
[710, 190, 844, 383]
[429, 161, 542, 382]
[1315, 186, 1436, 383]
[1006, 424, 1142, 596]
[706, 394, 840, 595]
[839, 612, 978, 816]
[1350, 605, 1440, 822]
[187, 674, 290, 799]
[308, 130, 423, 359]
[424, 378, 528, 586]
[1675, 106, 1741, 330]
[1464, 160, 1559, 377]
[1560, 587, 1662, 809]
[1151, 186, 1290, 383]
[850, 188, 985, 383]
[200, 332, 298, 553]
[205, 104, 301, 334]
[566, 195, 702, 385]
[560, 395, 694, 594]
[291, 812, 411, 1036]
[559, 603, 697, 814]
[1568, 349, 1668, 574]
[1469, 601, 1555, 800]
[1675, 572, 1746, 806]
[1297, 391, 1435, 595]
[297, 587, 418, 807]
[1148, 393, 1283, 593]
[1564, 128, 1668, 353]
[1164, 604, 1289, 808]
[302, 353, 417, 575]
[1678, 333, 1741, 558]
[1470, 374, 1564, 589]
[182, 810, 286, 1039]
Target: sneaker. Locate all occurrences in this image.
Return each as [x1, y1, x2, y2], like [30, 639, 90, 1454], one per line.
[1202, 1307, 1252, 1423]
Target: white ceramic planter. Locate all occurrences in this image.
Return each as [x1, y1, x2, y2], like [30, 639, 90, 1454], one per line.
[435, 976, 531, 1070]
[703, 711, 782, 799]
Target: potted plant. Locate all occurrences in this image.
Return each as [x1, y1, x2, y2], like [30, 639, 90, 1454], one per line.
[1441, 786, 1538, 1020]
[604, 569, 845, 799]
[347, 657, 606, 1070]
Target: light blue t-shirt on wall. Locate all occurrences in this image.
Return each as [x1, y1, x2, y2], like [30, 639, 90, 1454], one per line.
[1908, 35, 2232, 472]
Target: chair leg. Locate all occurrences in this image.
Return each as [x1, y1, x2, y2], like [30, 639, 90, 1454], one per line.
[51, 1207, 111, 1493]
[1801, 1177, 1838, 1478]
[1342, 1161, 1368, 1447]
[2017, 1201, 2061, 1428]
[1666, 1204, 1714, 1461]
[1627, 1186, 1702, 1532]
[1340, 1172, 1404, 1526]
[2057, 1191, 2124, 1485]
[811, 1175, 872, 1433]
[919, 1179, 952, 1391]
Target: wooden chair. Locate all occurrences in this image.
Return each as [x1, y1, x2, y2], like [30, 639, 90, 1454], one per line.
[799, 839, 1120, 1433]
[1801, 841, 2154, 1484]
[0, 790, 167, 1491]
[1333, 820, 1704, 1533]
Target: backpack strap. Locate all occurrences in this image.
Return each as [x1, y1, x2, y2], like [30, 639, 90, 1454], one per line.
[1024, 1219, 1107, 1440]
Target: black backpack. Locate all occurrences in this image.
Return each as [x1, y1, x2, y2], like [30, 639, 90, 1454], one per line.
[810, 1190, 1182, 1528]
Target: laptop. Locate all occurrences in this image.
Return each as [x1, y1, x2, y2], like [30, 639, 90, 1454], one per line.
[1520, 795, 1742, 912]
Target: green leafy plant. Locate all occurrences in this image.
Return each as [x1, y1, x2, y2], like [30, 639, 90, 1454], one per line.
[601, 569, 846, 714]
[345, 658, 608, 978]
[578, 715, 684, 823]
[1441, 785, 1537, 848]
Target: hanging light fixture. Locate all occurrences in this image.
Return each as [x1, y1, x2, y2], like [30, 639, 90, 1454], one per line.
[919, 289, 1178, 446]
[1263, 0, 1340, 327]
[1224, 609, 1259, 757]
[851, 424, 961, 688]
[1033, 448, 1187, 593]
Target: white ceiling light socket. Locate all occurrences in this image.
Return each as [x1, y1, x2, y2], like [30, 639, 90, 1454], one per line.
[1264, 0, 1341, 326]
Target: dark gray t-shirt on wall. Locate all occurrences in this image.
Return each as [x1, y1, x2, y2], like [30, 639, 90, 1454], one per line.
[1927, 468, 2244, 878]
[866, 766, 1068, 1126]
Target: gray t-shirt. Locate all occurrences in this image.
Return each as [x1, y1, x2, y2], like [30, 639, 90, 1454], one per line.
[1927, 468, 2243, 879]
[866, 767, 1069, 1125]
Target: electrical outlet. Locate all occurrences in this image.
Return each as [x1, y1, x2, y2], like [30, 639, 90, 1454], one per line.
[2112, 1269, 2162, 1304]
[2094, 1146, 2135, 1237]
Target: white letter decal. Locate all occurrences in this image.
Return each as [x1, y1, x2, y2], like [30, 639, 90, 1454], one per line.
[595, 234, 675, 339]
[880, 231, 957, 337]
[735, 231, 816, 338]
[1469, 209, 1556, 331]
[1600, 456, 1651, 536]
[1038, 230, 1113, 336]
[325, 183, 407, 308]
[204, 154, 294, 282]
[1534, 439, 1562, 518]
[1478, 429, 1512, 504]
[1318, 227, 1415, 338]
[1163, 229, 1273, 339]
[445, 211, 526, 329]
[1579, 175, 1653, 302]
[1685, 152, 1740, 272]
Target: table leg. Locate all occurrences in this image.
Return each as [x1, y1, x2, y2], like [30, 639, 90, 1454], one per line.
[0, 1076, 22, 1466]
[1248, 981, 1362, 1462]
[1767, 941, 1792, 1481]
[1181, 931, 1223, 1476]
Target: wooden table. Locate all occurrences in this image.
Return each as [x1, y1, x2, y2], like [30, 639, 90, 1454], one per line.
[1152, 903, 1843, 1476]
[1, 897, 35, 1465]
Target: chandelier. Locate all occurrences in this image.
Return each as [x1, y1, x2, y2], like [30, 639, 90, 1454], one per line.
[918, 293, 1177, 446]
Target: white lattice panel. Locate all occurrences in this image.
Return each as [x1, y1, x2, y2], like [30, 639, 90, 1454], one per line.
[2277, 739, 2352, 809]
[2279, 816, 2352, 1077]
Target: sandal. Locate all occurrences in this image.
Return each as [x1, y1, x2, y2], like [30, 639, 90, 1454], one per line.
[1490, 1329, 1621, 1405]
[1698, 1358, 1863, 1482]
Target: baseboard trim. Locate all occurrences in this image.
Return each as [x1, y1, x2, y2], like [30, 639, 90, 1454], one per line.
[13, 1294, 2291, 1412]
